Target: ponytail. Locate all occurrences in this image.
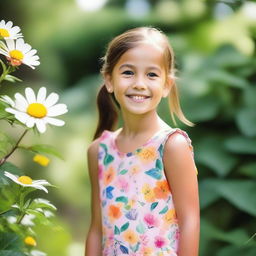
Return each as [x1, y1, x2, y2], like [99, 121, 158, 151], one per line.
[93, 85, 119, 140]
[168, 82, 195, 127]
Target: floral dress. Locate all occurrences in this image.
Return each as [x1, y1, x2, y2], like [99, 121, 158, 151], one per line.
[98, 127, 196, 256]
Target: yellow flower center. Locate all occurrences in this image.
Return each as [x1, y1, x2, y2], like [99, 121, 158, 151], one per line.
[24, 236, 37, 246]
[18, 176, 33, 185]
[0, 28, 10, 37]
[33, 154, 50, 166]
[27, 103, 47, 118]
[9, 50, 24, 60]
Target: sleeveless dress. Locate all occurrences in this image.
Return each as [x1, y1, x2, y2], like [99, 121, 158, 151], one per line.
[98, 127, 197, 256]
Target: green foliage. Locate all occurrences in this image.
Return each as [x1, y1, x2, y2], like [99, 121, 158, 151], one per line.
[180, 43, 256, 255]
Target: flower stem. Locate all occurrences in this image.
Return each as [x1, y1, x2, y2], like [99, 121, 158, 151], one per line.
[0, 61, 11, 85]
[0, 129, 28, 166]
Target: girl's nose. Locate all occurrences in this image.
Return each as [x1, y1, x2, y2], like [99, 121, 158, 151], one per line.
[133, 76, 146, 90]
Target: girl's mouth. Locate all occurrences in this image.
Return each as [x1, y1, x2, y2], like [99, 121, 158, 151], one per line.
[126, 95, 151, 103]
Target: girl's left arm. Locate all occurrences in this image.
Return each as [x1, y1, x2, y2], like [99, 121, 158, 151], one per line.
[163, 132, 200, 256]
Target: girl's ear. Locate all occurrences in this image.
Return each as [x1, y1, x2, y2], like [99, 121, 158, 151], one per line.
[162, 75, 174, 98]
[104, 74, 114, 93]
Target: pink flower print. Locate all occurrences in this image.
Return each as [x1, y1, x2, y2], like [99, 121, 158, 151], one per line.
[116, 176, 129, 192]
[101, 131, 110, 140]
[154, 236, 166, 248]
[98, 164, 103, 179]
[140, 234, 149, 246]
[143, 213, 159, 228]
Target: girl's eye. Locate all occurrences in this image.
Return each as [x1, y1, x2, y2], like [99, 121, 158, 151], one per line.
[148, 72, 158, 78]
[122, 70, 134, 76]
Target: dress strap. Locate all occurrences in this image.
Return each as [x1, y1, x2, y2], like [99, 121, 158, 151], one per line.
[162, 128, 194, 153]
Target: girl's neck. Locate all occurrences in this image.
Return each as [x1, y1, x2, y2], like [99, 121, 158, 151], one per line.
[120, 110, 168, 137]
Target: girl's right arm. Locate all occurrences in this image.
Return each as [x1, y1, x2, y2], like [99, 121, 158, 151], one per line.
[85, 138, 102, 256]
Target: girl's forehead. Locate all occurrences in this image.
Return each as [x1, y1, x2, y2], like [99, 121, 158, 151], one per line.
[115, 42, 166, 69]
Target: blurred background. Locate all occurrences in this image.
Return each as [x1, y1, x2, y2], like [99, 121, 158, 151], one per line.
[1, 0, 256, 255]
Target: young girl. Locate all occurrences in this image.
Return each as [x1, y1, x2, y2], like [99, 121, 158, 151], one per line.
[85, 27, 200, 256]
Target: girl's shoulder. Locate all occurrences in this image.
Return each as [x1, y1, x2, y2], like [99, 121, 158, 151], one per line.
[162, 127, 194, 156]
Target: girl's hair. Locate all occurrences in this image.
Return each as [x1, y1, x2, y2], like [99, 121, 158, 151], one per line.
[93, 27, 194, 140]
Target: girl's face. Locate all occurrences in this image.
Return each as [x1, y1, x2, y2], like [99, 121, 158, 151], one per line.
[105, 42, 173, 116]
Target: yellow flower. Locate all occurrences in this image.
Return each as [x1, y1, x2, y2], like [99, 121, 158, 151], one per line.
[4, 87, 68, 133]
[130, 165, 140, 175]
[4, 171, 51, 193]
[24, 236, 36, 246]
[141, 184, 155, 202]
[0, 20, 23, 39]
[123, 229, 138, 245]
[142, 247, 153, 256]
[33, 154, 50, 166]
[137, 146, 157, 163]
[164, 209, 177, 225]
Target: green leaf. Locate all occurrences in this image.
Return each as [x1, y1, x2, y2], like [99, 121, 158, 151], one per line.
[196, 137, 238, 176]
[201, 179, 256, 216]
[20, 144, 64, 160]
[119, 169, 128, 175]
[0, 131, 15, 158]
[199, 180, 220, 209]
[0, 59, 7, 73]
[0, 162, 24, 188]
[114, 225, 120, 235]
[207, 69, 249, 89]
[155, 159, 162, 170]
[236, 107, 256, 137]
[0, 233, 23, 250]
[0, 251, 26, 256]
[182, 94, 220, 122]
[145, 168, 162, 180]
[136, 222, 145, 234]
[201, 218, 250, 246]
[116, 196, 128, 204]
[239, 162, 256, 178]
[120, 222, 129, 232]
[224, 136, 256, 154]
[30, 198, 57, 211]
[217, 245, 256, 256]
[159, 206, 168, 214]
[150, 202, 158, 211]
[4, 75, 22, 83]
[25, 209, 52, 225]
[104, 154, 114, 166]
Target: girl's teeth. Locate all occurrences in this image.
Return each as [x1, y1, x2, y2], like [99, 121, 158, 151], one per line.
[129, 96, 147, 100]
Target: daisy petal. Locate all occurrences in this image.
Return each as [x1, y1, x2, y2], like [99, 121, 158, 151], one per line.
[37, 87, 47, 103]
[5, 107, 18, 114]
[14, 93, 29, 111]
[6, 21, 13, 29]
[1, 95, 15, 107]
[47, 104, 68, 117]
[35, 119, 46, 133]
[44, 93, 59, 108]
[25, 87, 36, 103]
[4, 171, 18, 182]
[15, 38, 25, 50]
[44, 117, 65, 126]
[26, 117, 36, 128]
[5, 39, 15, 50]
[32, 185, 48, 193]
[15, 112, 29, 124]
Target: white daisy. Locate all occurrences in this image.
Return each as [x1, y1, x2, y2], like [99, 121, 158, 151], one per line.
[4, 171, 51, 193]
[0, 38, 40, 69]
[0, 20, 23, 39]
[30, 250, 47, 256]
[4, 87, 68, 133]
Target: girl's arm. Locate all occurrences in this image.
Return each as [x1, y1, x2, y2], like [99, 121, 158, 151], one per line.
[163, 133, 200, 256]
[85, 138, 102, 256]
